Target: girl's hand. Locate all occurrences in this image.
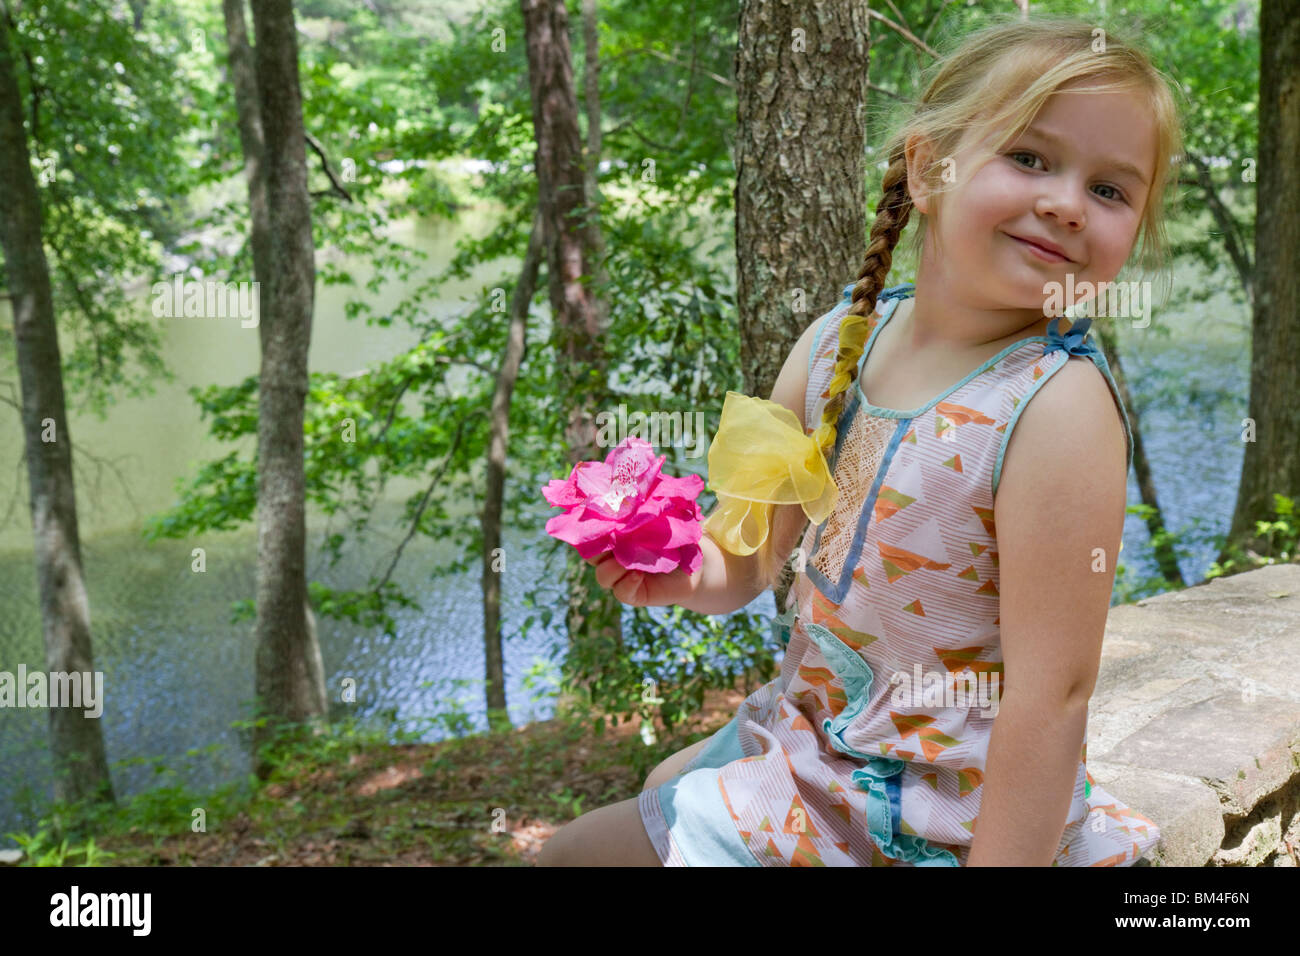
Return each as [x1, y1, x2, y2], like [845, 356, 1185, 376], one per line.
[586, 552, 697, 608]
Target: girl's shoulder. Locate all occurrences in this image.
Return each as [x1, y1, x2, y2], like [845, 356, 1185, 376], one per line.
[991, 326, 1134, 500]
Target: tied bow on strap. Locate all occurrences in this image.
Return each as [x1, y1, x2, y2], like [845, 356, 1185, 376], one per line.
[702, 391, 839, 556]
[1043, 316, 1097, 357]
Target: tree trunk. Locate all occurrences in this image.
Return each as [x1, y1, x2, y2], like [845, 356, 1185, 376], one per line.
[0, 15, 114, 809]
[735, 0, 871, 613]
[244, 0, 326, 773]
[1093, 325, 1185, 586]
[734, 0, 872, 401]
[222, 0, 272, 289]
[1223, 0, 1299, 564]
[480, 212, 544, 733]
[580, 0, 610, 337]
[519, 0, 622, 711]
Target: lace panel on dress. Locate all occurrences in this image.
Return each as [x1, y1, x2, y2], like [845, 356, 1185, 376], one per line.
[810, 410, 898, 584]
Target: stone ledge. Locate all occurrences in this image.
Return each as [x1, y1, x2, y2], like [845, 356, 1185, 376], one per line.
[1090, 564, 1300, 866]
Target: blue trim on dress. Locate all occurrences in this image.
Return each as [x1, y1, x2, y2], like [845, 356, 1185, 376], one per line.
[855, 287, 1057, 420]
[802, 621, 960, 867]
[804, 411, 912, 605]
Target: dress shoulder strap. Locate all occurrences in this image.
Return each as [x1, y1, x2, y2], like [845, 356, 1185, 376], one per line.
[804, 282, 915, 429]
[989, 317, 1135, 497]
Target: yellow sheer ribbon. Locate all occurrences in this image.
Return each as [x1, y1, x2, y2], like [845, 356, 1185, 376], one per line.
[702, 391, 839, 556]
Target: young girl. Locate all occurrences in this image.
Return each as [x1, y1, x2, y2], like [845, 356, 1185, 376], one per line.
[537, 16, 1183, 867]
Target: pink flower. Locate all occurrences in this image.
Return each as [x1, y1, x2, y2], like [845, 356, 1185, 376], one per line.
[542, 436, 705, 575]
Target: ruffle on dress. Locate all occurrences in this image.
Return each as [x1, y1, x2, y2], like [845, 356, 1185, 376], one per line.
[803, 621, 960, 867]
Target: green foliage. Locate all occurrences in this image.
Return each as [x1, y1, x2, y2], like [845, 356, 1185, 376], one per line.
[1207, 494, 1299, 579]
[549, 570, 780, 740]
[408, 678, 480, 740]
[4, 827, 114, 867]
[0, 0, 211, 414]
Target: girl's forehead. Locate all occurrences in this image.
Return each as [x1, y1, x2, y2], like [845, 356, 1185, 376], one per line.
[957, 89, 1155, 160]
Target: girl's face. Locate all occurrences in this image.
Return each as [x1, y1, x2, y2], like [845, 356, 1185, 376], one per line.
[911, 83, 1157, 318]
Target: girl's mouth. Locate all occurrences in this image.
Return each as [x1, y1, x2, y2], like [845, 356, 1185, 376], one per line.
[1007, 233, 1070, 263]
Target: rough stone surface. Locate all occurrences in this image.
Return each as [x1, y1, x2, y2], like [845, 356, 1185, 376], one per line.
[1087, 564, 1300, 866]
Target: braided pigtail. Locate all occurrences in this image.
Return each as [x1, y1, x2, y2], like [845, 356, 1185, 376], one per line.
[751, 152, 915, 598]
[810, 151, 914, 464]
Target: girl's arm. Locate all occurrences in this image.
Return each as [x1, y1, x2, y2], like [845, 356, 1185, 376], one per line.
[680, 314, 827, 616]
[966, 358, 1129, 867]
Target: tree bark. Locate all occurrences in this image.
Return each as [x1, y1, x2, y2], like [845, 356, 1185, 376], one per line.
[519, 0, 622, 706]
[222, 0, 272, 290]
[480, 212, 544, 733]
[243, 0, 326, 772]
[1223, 0, 1299, 564]
[0, 14, 114, 808]
[734, 0, 872, 402]
[580, 0, 610, 337]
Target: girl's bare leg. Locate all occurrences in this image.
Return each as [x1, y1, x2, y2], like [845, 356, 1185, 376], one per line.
[641, 736, 710, 791]
[535, 733, 718, 865]
[535, 797, 663, 866]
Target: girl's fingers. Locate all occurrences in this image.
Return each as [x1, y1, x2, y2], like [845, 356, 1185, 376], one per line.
[594, 553, 629, 590]
[617, 571, 645, 606]
[588, 553, 657, 606]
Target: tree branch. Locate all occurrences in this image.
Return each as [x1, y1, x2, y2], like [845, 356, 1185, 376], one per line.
[869, 81, 905, 102]
[373, 407, 487, 595]
[866, 8, 940, 59]
[304, 130, 353, 201]
[1182, 149, 1253, 303]
[607, 45, 735, 89]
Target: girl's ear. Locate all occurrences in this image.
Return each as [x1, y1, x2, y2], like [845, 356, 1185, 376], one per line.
[904, 132, 936, 216]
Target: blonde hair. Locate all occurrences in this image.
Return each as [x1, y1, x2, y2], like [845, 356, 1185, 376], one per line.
[749, 13, 1186, 596]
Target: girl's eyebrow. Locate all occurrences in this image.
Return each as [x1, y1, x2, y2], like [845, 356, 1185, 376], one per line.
[1019, 126, 1150, 187]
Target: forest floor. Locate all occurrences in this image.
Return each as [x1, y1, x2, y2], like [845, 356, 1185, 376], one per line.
[82, 683, 749, 867]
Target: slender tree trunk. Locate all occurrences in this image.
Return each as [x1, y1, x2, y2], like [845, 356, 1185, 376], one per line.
[222, 0, 272, 291]
[735, 0, 871, 613]
[1094, 325, 1185, 586]
[480, 212, 544, 733]
[519, 0, 622, 709]
[1223, 0, 1299, 564]
[243, 0, 326, 772]
[0, 15, 114, 808]
[580, 0, 610, 337]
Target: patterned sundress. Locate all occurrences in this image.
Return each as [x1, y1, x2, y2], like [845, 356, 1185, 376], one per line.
[638, 281, 1162, 866]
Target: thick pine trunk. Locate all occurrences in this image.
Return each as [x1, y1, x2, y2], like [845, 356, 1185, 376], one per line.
[480, 213, 544, 732]
[734, 0, 872, 401]
[245, 0, 326, 771]
[1223, 0, 1299, 562]
[519, 0, 622, 709]
[0, 16, 114, 808]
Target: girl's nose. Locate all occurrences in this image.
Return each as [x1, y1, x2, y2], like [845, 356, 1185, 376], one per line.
[1034, 187, 1087, 229]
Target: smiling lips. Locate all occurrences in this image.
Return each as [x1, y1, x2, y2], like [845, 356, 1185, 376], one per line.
[1008, 233, 1072, 263]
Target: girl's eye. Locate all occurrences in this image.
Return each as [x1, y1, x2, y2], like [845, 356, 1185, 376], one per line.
[1008, 151, 1128, 204]
[1008, 151, 1043, 170]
